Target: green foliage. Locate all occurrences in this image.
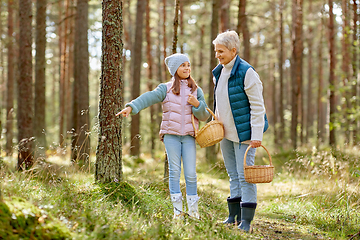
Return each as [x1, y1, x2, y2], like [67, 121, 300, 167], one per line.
[1, 145, 359, 239]
[0, 197, 72, 240]
[98, 181, 139, 205]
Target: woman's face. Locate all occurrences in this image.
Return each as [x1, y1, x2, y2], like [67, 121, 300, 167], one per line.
[176, 62, 191, 79]
[214, 44, 237, 65]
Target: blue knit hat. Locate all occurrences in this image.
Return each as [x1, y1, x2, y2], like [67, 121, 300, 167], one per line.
[164, 53, 190, 76]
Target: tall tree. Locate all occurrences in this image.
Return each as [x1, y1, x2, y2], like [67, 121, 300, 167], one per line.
[130, 0, 146, 157]
[172, 0, 179, 53]
[59, 0, 71, 148]
[237, 0, 250, 62]
[0, 1, 2, 157]
[146, 0, 156, 157]
[278, 0, 285, 144]
[351, 0, 359, 145]
[18, 0, 34, 170]
[162, 0, 168, 81]
[6, 0, 15, 156]
[341, 0, 351, 144]
[72, 0, 90, 166]
[220, 0, 230, 32]
[317, 12, 325, 147]
[290, 0, 303, 149]
[306, 0, 314, 142]
[206, 0, 220, 164]
[95, 0, 123, 183]
[328, 0, 336, 147]
[34, 0, 47, 157]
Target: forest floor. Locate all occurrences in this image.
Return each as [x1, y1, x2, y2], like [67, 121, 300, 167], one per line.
[0, 145, 359, 239]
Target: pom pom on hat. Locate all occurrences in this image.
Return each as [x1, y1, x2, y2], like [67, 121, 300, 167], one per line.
[164, 53, 190, 76]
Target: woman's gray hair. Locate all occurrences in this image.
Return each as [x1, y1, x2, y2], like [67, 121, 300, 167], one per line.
[212, 30, 240, 54]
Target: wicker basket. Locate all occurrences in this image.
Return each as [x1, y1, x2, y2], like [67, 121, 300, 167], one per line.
[244, 145, 274, 183]
[191, 108, 224, 148]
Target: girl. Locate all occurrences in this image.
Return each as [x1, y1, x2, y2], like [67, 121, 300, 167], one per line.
[116, 53, 210, 219]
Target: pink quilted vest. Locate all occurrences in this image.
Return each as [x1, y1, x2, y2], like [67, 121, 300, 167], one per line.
[159, 80, 199, 139]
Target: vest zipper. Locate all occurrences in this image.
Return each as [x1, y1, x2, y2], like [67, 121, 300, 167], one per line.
[181, 81, 185, 135]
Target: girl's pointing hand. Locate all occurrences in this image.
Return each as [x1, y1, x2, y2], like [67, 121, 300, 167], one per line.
[116, 106, 132, 117]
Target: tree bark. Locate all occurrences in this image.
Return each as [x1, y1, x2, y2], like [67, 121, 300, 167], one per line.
[290, 0, 303, 149]
[220, 0, 230, 32]
[352, 0, 359, 144]
[306, 0, 314, 143]
[6, 0, 15, 156]
[206, 0, 220, 164]
[237, 0, 250, 62]
[172, 0, 179, 53]
[72, 0, 90, 166]
[317, 16, 325, 147]
[34, 0, 47, 158]
[341, 0, 351, 144]
[95, 0, 123, 183]
[278, 0, 285, 144]
[146, 0, 156, 157]
[328, 0, 336, 147]
[18, 0, 34, 170]
[130, 0, 146, 157]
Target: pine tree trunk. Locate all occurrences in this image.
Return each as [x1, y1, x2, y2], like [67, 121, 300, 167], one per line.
[172, 0, 179, 54]
[18, 0, 34, 170]
[290, 0, 303, 149]
[206, 0, 220, 164]
[162, 0, 168, 81]
[130, 0, 146, 157]
[95, 0, 123, 183]
[220, 0, 230, 32]
[352, 1, 359, 144]
[34, 0, 47, 158]
[237, 0, 250, 62]
[6, 0, 15, 156]
[317, 17, 324, 147]
[306, 0, 314, 143]
[341, 0, 351, 144]
[146, 0, 156, 157]
[278, 0, 285, 144]
[66, 1, 75, 140]
[72, 0, 90, 166]
[58, 0, 65, 148]
[328, 0, 336, 147]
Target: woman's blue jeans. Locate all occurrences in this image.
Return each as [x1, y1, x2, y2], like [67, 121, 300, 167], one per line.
[163, 134, 197, 195]
[220, 138, 257, 203]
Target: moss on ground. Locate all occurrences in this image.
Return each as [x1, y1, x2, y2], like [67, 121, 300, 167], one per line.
[0, 197, 72, 240]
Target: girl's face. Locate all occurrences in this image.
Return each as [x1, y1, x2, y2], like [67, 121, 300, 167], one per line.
[214, 44, 237, 65]
[176, 62, 191, 79]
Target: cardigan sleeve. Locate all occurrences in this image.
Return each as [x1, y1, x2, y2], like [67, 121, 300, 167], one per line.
[125, 83, 167, 115]
[243, 68, 266, 141]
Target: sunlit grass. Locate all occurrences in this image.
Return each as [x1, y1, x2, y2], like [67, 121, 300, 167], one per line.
[1, 145, 359, 239]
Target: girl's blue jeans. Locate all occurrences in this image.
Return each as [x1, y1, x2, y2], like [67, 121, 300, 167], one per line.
[163, 134, 197, 195]
[220, 138, 257, 203]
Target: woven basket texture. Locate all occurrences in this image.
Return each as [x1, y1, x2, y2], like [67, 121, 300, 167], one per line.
[191, 108, 224, 148]
[244, 145, 274, 183]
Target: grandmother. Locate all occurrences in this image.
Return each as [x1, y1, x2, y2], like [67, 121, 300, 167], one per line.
[211, 30, 268, 232]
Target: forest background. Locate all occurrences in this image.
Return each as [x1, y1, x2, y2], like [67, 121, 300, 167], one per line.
[0, 0, 359, 163]
[0, 0, 359, 239]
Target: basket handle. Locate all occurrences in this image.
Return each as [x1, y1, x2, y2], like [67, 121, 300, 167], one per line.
[244, 144, 273, 167]
[191, 108, 216, 134]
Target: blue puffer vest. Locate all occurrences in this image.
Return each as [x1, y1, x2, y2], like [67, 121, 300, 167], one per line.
[212, 56, 269, 142]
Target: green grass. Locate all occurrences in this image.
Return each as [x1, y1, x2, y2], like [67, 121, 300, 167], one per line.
[1, 145, 359, 239]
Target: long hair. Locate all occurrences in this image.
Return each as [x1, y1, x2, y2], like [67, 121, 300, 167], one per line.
[171, 72, 197, 95]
